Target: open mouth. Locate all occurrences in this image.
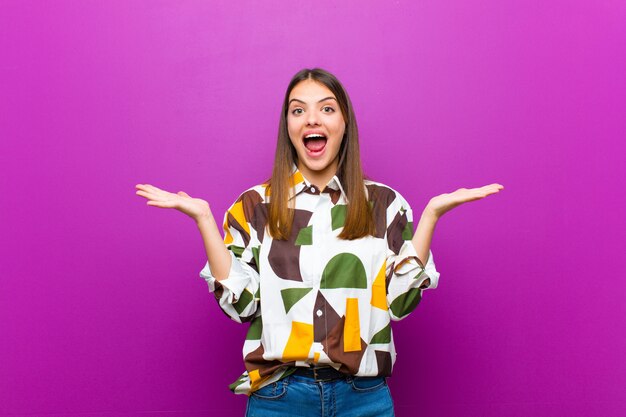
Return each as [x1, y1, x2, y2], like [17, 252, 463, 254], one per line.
[303, 134, 327, 155]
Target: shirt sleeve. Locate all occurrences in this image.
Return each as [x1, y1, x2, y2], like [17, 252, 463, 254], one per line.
[384, 191, 440, 321]
[199, 190, 262, 323]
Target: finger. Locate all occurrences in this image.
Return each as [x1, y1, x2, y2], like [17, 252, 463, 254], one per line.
[136, 190, 155, 199]
[136, 189, 162, 200]
[483, 184, 504, 194]
[472, 187, 495, 196]
[454, 184, 502, 194]
[473, 186, 497, 194]
[452, 185, 502, 203]
[141, 184, 169, 195]
[136, 183, 159, 191]
[459, 187, 488, 195]
[144, 185, 178, 200]
[460, 188, 494, 201]
[146, 200, 176, 208]
[472, 184, 502, 194]
[136, 184, 159, 196]
[474, 187, 502, 199]
[136, 189, 173, 203]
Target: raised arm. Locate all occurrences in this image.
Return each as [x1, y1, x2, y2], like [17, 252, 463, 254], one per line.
[411, 183, 504, 262]
[135, 184, 231, 280]
[135, 183, 262, 322]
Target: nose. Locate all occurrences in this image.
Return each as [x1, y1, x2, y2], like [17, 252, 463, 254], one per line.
[306, 111, 321, 126]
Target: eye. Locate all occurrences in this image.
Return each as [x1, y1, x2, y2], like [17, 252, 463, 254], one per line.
[322, 106, 335, 113]
[291, 108, 303, 115]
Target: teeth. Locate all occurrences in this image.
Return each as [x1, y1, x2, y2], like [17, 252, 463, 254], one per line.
[305, 134, 326, 139]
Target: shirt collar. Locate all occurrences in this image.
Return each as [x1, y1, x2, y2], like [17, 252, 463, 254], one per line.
[289, 165, 348, 202]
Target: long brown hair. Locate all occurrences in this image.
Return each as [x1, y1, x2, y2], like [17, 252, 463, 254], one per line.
[268, 68, 375, 240]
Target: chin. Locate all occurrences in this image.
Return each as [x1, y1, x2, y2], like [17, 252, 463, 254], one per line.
[301, 159, 331, 172]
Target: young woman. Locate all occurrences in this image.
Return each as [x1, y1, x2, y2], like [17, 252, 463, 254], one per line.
[136, 68, 503, 416]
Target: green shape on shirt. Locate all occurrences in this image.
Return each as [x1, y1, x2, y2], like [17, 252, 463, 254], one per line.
[389, 287, 422, 319]
[402, 221, 414, 240]
[331, 205, 347, 230]
[320, 253, 367, 289]
[233, 289, 254, 315]
[228, 373, 248, 392]
[370, 323, 391, 344]
[251, 246, 260, 269]
[281, 287, 313, 314]
[246, 315, 263, 340]
[413, 269, 425, 281]
[229, 245, 245, 258]
[255, 285, 261, 299]
[295, 226, 313, 246]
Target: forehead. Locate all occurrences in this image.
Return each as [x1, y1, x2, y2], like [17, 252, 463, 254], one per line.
[289, 79, 336, 102]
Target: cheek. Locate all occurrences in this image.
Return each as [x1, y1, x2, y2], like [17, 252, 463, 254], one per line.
[330, 132, 345, 154]
[286, 130, 296, 145]
[287, 118, 300, 140]
[333, 116, 346, 137]
[334, 124, 346, 143]
[288, 135, 301, 152]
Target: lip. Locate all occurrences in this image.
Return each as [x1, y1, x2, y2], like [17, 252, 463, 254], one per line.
[302, 130, 327, 140]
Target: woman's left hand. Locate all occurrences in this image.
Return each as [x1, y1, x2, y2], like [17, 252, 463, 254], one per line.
[424, 183, 504, 220]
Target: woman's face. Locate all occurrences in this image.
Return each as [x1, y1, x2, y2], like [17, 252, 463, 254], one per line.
[287, 79, 346, 187]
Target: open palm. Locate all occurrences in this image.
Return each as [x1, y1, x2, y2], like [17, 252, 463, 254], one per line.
[135, 184, 211, 222]
[427, 183, 504, 219]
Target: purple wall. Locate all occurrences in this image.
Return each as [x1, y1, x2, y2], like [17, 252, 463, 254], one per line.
[2, 1, 625, 416]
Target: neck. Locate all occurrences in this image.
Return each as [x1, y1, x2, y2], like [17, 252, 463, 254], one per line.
[298, 160, 339, 189]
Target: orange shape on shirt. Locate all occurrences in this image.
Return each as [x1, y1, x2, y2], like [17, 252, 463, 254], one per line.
[344, 298, 361, 352]
[282, 321, 314, 361]
[370, 260, 388, 311]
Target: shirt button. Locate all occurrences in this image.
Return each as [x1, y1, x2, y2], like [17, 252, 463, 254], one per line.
[316, 309, 323, 317]
[310, 186, 316, 193]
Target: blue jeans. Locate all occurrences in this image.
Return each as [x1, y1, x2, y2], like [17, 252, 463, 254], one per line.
[245, 374, 395, 417]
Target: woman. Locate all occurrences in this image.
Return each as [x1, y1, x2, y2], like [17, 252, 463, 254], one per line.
[136, 68, 503, 416]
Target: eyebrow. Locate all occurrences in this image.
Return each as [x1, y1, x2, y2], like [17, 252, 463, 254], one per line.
[288, 97, 337, 105]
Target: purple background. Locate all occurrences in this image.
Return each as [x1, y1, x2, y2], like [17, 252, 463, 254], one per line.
[1, 1, 625, 416]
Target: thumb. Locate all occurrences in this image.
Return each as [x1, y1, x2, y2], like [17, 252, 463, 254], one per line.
[177, 191, 190, 198]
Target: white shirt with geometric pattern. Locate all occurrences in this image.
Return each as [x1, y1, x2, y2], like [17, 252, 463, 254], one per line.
[200, 169, 439, 395]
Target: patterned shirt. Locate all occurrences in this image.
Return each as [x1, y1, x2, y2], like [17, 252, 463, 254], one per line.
[199, 169, 440, 395]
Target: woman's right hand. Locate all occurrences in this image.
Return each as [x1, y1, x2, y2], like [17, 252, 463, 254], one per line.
[135, 184, 212, 224]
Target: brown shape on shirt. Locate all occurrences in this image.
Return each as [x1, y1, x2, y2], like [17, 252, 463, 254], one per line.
[211, 281, 235, 320]
[227, 190, 264, 248]
[321, 187, 342, 205]
[387, 210, 408, 256]
[313, 291, 342, 343]
[267, 209, 312, 281]
[226, 211, 250, 247]
[322, 315, 367, 375]
[375, 350, 393, 376]
[245, 343, 296, 378]
[241, 189, 264, 223]
[365, 184, 397, 239]
[252, 203, 269, 242]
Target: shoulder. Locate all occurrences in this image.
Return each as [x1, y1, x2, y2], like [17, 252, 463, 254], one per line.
[229, 182, 269, 208]
[364, 179, 411, 210]
[224, 183, 270, 234]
